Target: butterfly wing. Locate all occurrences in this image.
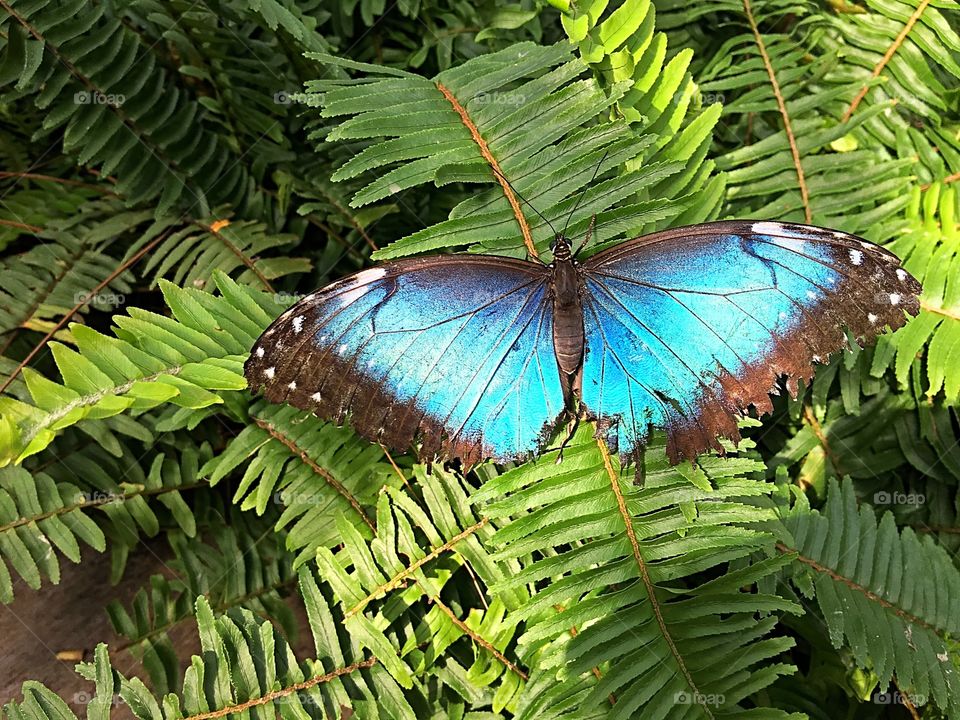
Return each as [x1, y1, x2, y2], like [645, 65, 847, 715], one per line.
[579, 221, 922, 463]
[244, 256, 565, 466]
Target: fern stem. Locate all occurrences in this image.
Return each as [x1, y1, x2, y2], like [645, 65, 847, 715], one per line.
[379, 444, 413, 491]
[0, 171, 115, 193]
[195, 219, 275, 293]
[842, 0, 932, 122]
[892, 676, 921, 720]
[0, 0, 199, 205]
[115, 574, 298, 653]
[0, 228, 172, 394]
[914, 524, 960, 535]
[598, 438, 712, 718]
[0, 482, 207, 534]
[182, 656, 378, 720]
[802, 406, 840, 477]
[314, 186, 379, 252]
[931, 170, 960, 189]
[920, 300, 960, 322]
[776, 542, 947, 638]
[435, 81, 538, 259]
[343, 516, 490, 619]
[430, 594, 528, 680]
[0, 218, 42, 233]
[742, 0, 812, 223]
[254, 421, 520, 678]
[252, 417, 376, 532]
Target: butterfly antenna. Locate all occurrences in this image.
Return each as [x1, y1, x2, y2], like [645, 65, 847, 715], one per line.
[561, 149, 609, 242]
[490, 166, 560, 240]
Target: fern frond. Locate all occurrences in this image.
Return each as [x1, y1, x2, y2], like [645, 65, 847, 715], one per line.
[0, 465, 105, 604]
[309, 40, 708, 260]
[0, 0, 257, 214]
[556, 0, 727, 228]
[474, 426, 800, 719]
[0, 180, 100, 250]
[0, 436, 210, 603]
[695, 0, 914, 231]
[91, 596, 380, 720]
[0, 273, 285, 464]
[877, 184, 960, 403]
[0, 201, 147, 337]
[108, 516, 297, 695]
[826, 0, 960, 182]
[201, 400, 398, 563]
[313, 466, 522, 695]
[780, 477, 960, 715]
[130, 215, 310, 293]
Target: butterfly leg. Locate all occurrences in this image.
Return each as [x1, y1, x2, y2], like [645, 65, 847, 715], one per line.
[632, 444, 646, 487]
[554, 412, 581, 464]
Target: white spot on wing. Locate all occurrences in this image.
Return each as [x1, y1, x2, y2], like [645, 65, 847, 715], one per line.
[868, 313, 878, 324]
[849, 249, 863, 265]
[896, 268, 908, 282]
[806, 290, 817, 300]
[353, 267, 387, 284]
[813, 355, 821, 363]
[889, 293, 901, 306]
[255, 346, 264, 358]
[338, 267, 386, 307]
[751, 221, 786, 235]
[292, 315, 304, 333]
[265, 367, 275, 379]
[338, 344, 347, 355]
[288, 381, 297, 390]
[311, 391, 322, 402]
[752, 221, 809, 250]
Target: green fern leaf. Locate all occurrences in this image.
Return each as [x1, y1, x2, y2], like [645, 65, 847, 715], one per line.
[781, 477, 960, 714]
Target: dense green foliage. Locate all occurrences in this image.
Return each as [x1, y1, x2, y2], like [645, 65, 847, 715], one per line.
[0, 0, 959, 717]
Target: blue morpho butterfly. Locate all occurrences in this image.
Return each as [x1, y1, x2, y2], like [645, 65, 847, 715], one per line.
[245, 219, 921, 467]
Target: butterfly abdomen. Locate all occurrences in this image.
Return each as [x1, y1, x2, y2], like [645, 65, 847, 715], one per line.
[551, 259, 585, 392]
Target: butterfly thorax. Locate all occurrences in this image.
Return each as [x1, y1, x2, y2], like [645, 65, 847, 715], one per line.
[550, 237, 585, 398]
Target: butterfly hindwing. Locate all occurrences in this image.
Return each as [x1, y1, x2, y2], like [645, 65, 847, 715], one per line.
[244, 256, 566, 466]
[580, 221, 921, 463]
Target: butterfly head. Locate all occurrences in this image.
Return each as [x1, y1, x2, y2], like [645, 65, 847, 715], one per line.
[550, 235, 573, 263]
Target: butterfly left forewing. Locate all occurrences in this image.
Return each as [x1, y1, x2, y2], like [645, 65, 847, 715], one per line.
[579, 221, 922, 464]
[245, 255, 566, 467]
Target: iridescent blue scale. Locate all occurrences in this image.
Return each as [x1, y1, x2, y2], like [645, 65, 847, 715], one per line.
[246, 221, 921, 466]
